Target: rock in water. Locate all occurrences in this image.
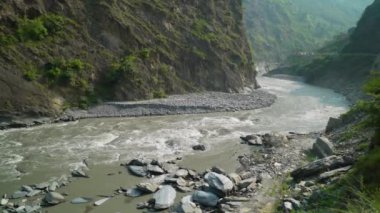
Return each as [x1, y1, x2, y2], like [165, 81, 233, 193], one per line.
[71, 169, 89, 178]
[48, 182, 60, 192]
[192, 144, 206, 151]
[127, 159, 147, 166]
[192, 191, 219, 207]
[147, 164, 165, 174]
[44, 192, 65, 205]
[128, 165, 148, 177]
[71, 197, 92, 204]
[0, 198, 8, 206]
[26, 190, 41, 197]
[153, 185, 176, 210]
[34, 182, 49, 190]
[125, 188, 144, 197]
[312, 137, 334, 158]
[137, 183, 159, 193]
[204, 172, 234, 193]
[10, 191, 28, 199]
[262, 133, 288, 147]
[94, 197, 111, 206]
[21, 185, 33, 193]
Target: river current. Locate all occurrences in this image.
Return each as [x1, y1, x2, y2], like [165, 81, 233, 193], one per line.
[0, 76, 349, 194]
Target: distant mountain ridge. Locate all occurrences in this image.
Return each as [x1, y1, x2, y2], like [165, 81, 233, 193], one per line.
[243, 0, 373, 64]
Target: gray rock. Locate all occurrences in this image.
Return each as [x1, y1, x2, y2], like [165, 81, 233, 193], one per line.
[283, 201, 293, 212]
[176, 177, 188, 187]
[24, 205, 41, 213]
[125, 187, 145, 197]
[58, 175, 69, 187]
[128, 165, 148, 177]
[211, 166, 226, 175]
[192, 191, 219, 207]
[262, 133, 288, 147]
[48, 182, 60, 192]
[312, 137, 334, 158]
[137, 183, 159, 193]
[204, 172, 234, 193]
[284, 198, 301, 209]
[0, 198, 8, 206]
[94, 197, 110, 206]
[192, 144, 206, 151]
[178, 195, 202, 213]
[26, 190, 41, 197]
[153, 185, 176, 210]
[228, 173, 241, 185]
[325, 117, 342, 133]
[21, 185, 33, 193]
[175, 169, 189, 178]
[176, 186, 193, 193]
[239, 171, 253, 180]
[238, 177, 256, 189]
[291, 155, 355, 180]
[164, 176, 178, 184]
[147, 164, 165, 174]
[223, 196, 250, 202]
[127, 159, 147, 166]
[319, 166, 352, 181]
[71, 197, 92, 204]
[71, 169, 89, 178]
[44, 192, 65, 205]
[136, 201, 150, 209]
[10, 191, 28, 199]
[247, 135, 263, 146]
[34, 182, 49, 190]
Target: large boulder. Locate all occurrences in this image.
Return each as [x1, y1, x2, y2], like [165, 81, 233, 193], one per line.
[325, 117, 342, 133]
[312, 137, 334, 158]
[153, 185, 176, 210]
[262, 133, 288, 147]
[192, 191, 219, 207]
[204, 172, 234, 193]
[147, 164, 165, 175]
[44, 192, 65, 206]
[291, 155, 355, 180]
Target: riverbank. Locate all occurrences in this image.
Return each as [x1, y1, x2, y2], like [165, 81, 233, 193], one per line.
[0, 90, 276, 131]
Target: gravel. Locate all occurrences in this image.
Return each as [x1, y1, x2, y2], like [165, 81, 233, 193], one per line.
[61, 90, 276, 120]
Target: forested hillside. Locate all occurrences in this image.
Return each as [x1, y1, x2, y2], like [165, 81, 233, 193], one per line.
[243, 0, 373, 64]
[0, 0, 256, 117]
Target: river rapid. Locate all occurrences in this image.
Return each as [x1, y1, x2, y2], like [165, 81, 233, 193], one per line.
[0, 76, 349, 211]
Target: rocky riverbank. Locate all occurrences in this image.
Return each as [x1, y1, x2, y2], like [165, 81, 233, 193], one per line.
[0, 90, 276, 130]
[0, 131, 323, 213]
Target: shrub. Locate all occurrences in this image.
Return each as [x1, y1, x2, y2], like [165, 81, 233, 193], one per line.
[17, 18, 48, 41]
[23, 68, 39, 81]
[153, 89, 167, 98]
[107, 55, 138, 83]
[40, 14, 66, 34]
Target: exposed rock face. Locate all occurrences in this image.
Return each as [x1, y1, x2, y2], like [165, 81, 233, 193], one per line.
[291, 155, 355, 181]
[312, 137, 334, 158]
[0, 0, 257, 116]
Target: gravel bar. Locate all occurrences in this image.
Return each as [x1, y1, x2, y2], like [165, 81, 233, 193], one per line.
[61, 90, 276, 120]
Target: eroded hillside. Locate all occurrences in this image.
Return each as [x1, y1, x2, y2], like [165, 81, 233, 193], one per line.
[0, 0, 256, 117]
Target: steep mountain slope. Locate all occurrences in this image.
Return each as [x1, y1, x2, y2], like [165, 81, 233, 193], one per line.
[294, 0, 380, 102]
[243, 0, 373, 64]
[0, 0, 256, 117]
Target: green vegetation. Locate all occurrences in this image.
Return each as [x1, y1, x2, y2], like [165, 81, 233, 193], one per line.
[191, 19, 217, 42]
[107, 55, 138, 84]
[17, 14, 67, 42]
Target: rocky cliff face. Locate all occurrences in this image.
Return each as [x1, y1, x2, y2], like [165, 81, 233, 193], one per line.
[0, 0, 256, 117]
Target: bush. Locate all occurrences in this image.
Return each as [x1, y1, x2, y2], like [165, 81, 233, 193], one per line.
[23, 68, 39, 81]
[17, 18, 48, 41]
[44, 58, 88, 88]
[153, 89, 167, 98]
[107, 55, 138, 83]
[40, 14, 66, 34]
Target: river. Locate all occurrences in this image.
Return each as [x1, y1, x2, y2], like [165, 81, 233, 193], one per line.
[0, 76, 349, 212]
